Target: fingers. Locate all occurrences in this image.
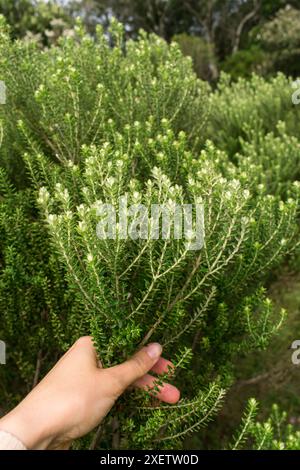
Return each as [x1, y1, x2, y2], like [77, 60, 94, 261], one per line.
[134, 374, 180, 404]
[150, 357, 175, 376]
[107, 344, 180, 404]
[72, 339, 180, 405]
[134, 357, 179, 404]
[108, 343, 162, 392]
[66, 336, 102, 368]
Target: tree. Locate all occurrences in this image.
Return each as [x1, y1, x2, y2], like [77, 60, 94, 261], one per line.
[68, 0, 189, 39]
[257, 5, 300, 77]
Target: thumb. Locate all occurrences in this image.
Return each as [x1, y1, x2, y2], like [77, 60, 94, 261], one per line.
[108, 343, 162, 392]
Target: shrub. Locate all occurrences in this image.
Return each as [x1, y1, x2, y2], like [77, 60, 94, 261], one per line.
[230, 401, 300, 450]
[0, 19, 299, 449]
[173, 33, 218, 82]
[208, 73, 300, 156]
[0, 16, 209, 188]
[221, 45, 269, 80]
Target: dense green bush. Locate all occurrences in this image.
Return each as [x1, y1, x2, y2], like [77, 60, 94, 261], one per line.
[0, 16, 209, 188]
[0, 18, 299, 449]
[229, 400, 300, 450]
[208, 73, 300, 156]
[173, 34, 218, 82]
[221, 45, 268, 80]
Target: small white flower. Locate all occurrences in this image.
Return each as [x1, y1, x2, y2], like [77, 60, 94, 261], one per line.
[106, 177, 115, 187]
[65, 210, 72, 219]
[167, 198, 176, 211]
[230, 179, 240, 189]
[92, 200, 103, 211]
[47, 214, 57, 225]
[38, 187, 50, 205]
[85, 167, 93, 176]
[132, 191, 141, 203]
[34, 84, 45, 98]
[78, 221, 87, 232]
[185, 229, 195, 241]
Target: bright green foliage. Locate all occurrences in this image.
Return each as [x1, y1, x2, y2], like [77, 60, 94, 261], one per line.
[229, 398, 259, 450]
[0, 16, 209, 187]
[231, 402, 300, 450]
[0, 166, 71, 402]
[235, 123, 300, 197]
[208, 73, 300, 156]
[0, 18, 299, 449]
[23, 117, 299, 447]
[251, 404, 300, 450]
[209, 122, 300, 199]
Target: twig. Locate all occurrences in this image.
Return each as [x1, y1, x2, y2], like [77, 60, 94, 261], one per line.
[32, 350, 43, 388]
[89, 424, 103, 450]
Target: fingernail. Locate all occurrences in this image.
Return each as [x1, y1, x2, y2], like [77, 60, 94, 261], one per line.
[146, 343, 162, 359]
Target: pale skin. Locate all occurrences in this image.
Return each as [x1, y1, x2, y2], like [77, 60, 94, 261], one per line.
[0, 336, 180, 449]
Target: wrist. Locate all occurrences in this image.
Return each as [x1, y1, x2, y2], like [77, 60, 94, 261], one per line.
[0, 405, 54, 450]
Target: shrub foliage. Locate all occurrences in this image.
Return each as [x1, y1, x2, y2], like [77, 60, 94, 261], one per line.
[0, 18, 299, 449]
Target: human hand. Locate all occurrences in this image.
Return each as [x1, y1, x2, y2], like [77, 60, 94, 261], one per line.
[0, 336, 180, 449]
